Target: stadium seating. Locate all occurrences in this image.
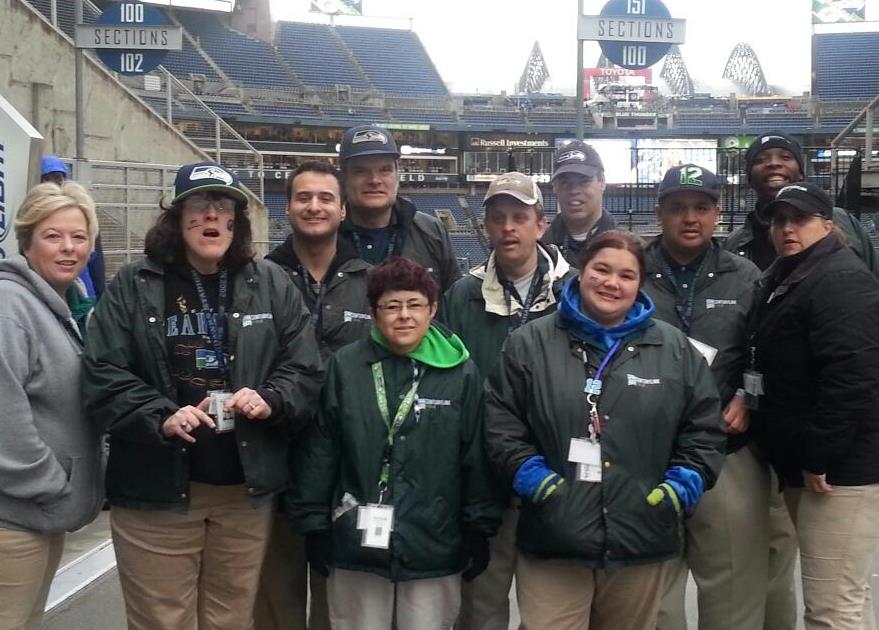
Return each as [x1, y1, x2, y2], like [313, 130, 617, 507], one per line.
[406, 193, 470, 224]
[160, 39, 223, 83]
[673, 111, 741, 132]
[815, 32, 879, 101]
[461, 109, 527, 128]
[335, 25, 448, 97]
[25, 0, 97, 39]
[450, 233, 489, 268]
[250, 101, 324, 119]
[745, 110, 813, 131]
[275, 22, 371, 90]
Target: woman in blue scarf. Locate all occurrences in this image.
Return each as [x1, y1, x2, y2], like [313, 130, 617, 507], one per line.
[485, 230, 725, 630]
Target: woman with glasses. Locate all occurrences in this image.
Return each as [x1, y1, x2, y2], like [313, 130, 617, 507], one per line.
[485, 230, 725, 630]
[287, 257, 501, 630]
[82, 162, 323, 630]
[750, 182, 879, 629]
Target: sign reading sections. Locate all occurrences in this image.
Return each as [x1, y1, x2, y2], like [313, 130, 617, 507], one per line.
[75, 2, 182, 75]
[578, 0, 685, 70]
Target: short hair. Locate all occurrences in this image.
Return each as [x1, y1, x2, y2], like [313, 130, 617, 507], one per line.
[485, 197, 545, 220]
[367, 257, 439, 308]
[579, 229, 647, 286]
[15, 181, 99, 253]
[144, 193, 253, 269]
[285, 161, 344, 204]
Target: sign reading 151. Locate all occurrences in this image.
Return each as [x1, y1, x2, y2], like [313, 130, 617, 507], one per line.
[74, 1, 183, 76]
[578, 0, 686, 70]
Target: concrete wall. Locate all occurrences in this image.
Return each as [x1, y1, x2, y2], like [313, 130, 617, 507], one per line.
[0, 0, 207, 165]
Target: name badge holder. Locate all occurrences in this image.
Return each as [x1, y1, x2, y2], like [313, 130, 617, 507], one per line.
[208, 390, 234, 433]
[569, 340, 622, 484]
[192, 268, 232, 430]
[357, 503, 395, 549]
[743, 347, 764, 410]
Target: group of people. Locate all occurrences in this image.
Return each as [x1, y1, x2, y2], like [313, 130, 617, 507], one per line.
[2, 125, 879, 630]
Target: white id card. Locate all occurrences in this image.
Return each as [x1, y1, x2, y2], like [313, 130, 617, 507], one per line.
[688, 337, 719, 367]
[569, 438, 602, 483]
[356, 504, 394, 549]
[208, 391, 235, 433]
[743, 370, 764, 395]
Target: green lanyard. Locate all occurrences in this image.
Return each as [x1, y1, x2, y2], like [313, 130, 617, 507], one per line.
[371, 361, 422, 500]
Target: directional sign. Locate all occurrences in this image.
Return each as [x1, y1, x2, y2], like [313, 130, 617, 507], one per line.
[0, 95, 43, 259]
[578, 0, 685, 70]
[75, 2, 182, 75]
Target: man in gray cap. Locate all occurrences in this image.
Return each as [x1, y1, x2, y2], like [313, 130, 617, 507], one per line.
[543, 140, 617, 267]
[443, 172, 573, 630]
[338, 124, 461, 292]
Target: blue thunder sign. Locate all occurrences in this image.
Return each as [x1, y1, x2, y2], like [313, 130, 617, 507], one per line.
[579, 0, 686, 70]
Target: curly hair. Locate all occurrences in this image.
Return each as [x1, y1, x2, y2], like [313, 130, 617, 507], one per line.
[366, 257, 439, 308]
[144, 195, 254, 269]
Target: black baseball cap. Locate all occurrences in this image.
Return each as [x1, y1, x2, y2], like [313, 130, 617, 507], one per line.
[763, 181, 833, 220]
[172, 162, 247, 205]
[745, 131, 805, 181]
[339, 125, 400, 164]
[658, 164, 721, 202]
[552, 140, 604, 180]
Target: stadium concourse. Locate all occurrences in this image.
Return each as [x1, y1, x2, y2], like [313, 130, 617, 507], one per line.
[7, 0, 879, 627]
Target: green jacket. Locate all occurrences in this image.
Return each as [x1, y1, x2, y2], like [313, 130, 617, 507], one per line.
[725, 206, 879, 275]
[265, 235, 372, 360]
[642, 240, 760, 452]
[542, 210, 617, 267]
[82, 258, 324, 511]
[441, 243, 574, 378]
[485, 313, 725, 568]
[287, 327, 502, 582]
[339, 196, 461, 293]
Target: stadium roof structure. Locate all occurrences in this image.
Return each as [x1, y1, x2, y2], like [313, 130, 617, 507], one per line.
[660, 45, 694, 97]
[722, 42, 772, 97]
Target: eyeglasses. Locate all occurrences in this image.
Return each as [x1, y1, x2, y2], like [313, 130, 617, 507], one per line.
[376, 300, 430, 315]
[184, 193, 236, 213]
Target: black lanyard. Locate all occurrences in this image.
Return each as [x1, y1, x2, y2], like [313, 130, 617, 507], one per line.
[659, 253, 709, 335]
[351, 229, 398, 262]
[298, 264, 323, 330]
[190, 268, 229, 377]
[502, 269, 544, 332]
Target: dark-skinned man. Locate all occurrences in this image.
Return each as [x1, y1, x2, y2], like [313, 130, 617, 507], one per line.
[443, 172, 574, 630]
[645, 165, 766, 630]
[338, 124, 461, 292]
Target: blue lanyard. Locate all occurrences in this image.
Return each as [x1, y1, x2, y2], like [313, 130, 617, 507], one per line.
[190, 268, 229, 377]
[583, 339, 622, 440]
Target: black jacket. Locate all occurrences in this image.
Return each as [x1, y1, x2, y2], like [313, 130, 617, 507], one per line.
[339, 196, 461, 293]
[751, 234, 879, 488]
[542, 210, 617, 268]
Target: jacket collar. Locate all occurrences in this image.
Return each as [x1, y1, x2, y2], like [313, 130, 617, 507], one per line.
[645, 238, 736, 276]
[545, 209, 613, 243]
[470, 243, 570, 316]
[761, 232, 842, 304]
[266, 234, 369, 277]
[340, 196, 417, 235]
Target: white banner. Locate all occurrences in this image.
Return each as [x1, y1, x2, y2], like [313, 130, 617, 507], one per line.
[0, 95, 43, 258]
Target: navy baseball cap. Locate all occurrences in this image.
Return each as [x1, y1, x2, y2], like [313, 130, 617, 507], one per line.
[552, 140, 604, 180]
[763, 181, 833, 220]
[172, 162, 247, 205]
[339, 125, 400, 164]
[41, 155, 69, 178]
[658, 164, 721, 202]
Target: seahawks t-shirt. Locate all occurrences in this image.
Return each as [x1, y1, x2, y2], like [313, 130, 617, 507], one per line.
[164, 266, 244, 485]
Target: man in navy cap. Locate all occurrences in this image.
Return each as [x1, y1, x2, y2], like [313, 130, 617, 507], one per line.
[543, 140, 617, 267]
[337, 125, 460, 292]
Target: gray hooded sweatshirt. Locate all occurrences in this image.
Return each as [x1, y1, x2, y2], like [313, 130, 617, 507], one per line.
[0, 255, 103, 533]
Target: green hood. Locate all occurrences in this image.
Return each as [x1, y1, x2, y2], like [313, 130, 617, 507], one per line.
[371, 324, 470, 368]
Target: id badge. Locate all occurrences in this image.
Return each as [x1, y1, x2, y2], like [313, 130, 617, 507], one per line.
[208, 390, 234, 433]
[743, 370, 764, 411]
[568, 438, 602, 483]
[356, 504, 394, 549]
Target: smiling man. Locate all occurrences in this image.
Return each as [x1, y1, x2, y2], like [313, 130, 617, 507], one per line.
[725, 131, 878, 274]
[338, 125, 460, 292]
[442, 172, 573, 630]
[543, 140, 617, 267]
[643, 165, 769, 630]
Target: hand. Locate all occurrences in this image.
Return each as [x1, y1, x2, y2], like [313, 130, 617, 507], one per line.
[723, 395, 750, 434]
[462, 534, 490, 582]
[306, 533, 332, 578]
[803, 472, 832, 493]
[226, 387, 272, 420]
[162, 398, 215, 443]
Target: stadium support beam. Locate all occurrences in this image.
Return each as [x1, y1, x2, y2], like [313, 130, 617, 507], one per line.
[576, 0, 585, 139]
[75, 0, 85, 159]
[722, 42, 771, 97]
[660, 45, 694, 97]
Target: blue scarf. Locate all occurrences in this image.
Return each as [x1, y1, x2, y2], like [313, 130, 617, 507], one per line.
[557, 275, 655, 350]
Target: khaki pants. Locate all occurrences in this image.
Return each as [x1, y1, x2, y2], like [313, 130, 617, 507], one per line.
[785, 484, 879, 630]
[458, 503, 518, 630]
[764, 473, 799, 630]
[253, 512, 329, 630]
[327, 569, 460, 630]
[0, 529, 65, 630]
[516, 553, 665, 630]
[110, 482, 273, 630]
[657, 446, 771, 630]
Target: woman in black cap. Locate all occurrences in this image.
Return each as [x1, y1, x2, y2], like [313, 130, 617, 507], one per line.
[82, 162, 323, 630]
[750, 181, 879, 630]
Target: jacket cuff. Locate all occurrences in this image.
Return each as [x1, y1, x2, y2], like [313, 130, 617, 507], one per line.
[257, 387, 283, 421]
[801, 458, 827, 476]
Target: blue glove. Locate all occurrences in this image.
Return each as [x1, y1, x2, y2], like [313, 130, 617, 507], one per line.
[513, 456, 565, 504]
[646, 466, 704, 513]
